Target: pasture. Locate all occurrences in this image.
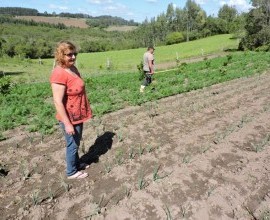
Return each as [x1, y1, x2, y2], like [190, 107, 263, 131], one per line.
[0, 34, 238, 83]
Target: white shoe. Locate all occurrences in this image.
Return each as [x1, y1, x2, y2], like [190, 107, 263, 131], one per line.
[140, 85, 145, 93]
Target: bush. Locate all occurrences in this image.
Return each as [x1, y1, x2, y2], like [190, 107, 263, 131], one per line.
[166, 32, 185, 45]
[0, 76, 15, 94]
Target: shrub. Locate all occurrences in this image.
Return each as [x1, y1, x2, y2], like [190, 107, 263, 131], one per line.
[0, 76, 15, 94]
[166, 32, 185, 45]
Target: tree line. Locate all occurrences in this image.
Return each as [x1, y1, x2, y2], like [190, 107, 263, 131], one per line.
[0, 7, 138, 27]
[0, 0, 269, 59]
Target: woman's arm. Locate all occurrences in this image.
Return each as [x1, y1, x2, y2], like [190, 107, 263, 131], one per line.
[51, 83, 75, 135]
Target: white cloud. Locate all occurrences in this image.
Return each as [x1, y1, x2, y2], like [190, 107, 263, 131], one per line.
[87, 0, 113, 4]
[219, 0, 252, 11]
[146, 0, 158, 3]
[49, 4, 69, 11]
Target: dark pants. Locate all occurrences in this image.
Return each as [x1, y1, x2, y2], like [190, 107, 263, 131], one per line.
[142, 71, 153, 86]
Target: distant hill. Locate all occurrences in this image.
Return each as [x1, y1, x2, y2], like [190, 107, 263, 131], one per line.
[0, 7, 138, 28]
[16, 16, 89, 28]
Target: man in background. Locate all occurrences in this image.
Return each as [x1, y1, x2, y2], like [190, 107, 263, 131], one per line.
[140, 46, 155, 93]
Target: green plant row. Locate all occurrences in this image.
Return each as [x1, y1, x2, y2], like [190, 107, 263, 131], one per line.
[0, 51, 270, 135]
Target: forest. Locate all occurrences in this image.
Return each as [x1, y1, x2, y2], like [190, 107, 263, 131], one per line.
[0, 0, 269, 59]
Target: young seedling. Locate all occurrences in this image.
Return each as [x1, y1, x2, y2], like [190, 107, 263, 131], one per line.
[163, 204, 173, 220]
[200, 145, 211, 154]
[124, 186, 131, 198]
[180, 204, 190, 218]
[251, 134, 270, 153]
[59, 174, 70, 192]
[138, 171, 147, 190]
[20, 161, 32, 180]
[117, 131, 124, 142]
[115, 149, 124, 165]
[153, 164, 161, 181]
[146, 145, 153, 153]
[47, 185, 55, 202]
[103, 161, 112, 174]
[182, 154, 191, 164]
[128, 146, 136, 160]
[30, 190, 40, 206]
[138, 144, 144, 157]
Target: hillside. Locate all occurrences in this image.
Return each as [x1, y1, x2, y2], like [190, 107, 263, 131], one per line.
[16, 16, 89, 28]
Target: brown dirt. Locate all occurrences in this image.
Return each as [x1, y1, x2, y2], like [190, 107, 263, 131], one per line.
[1, 72, 270, 219]
[16, 16, 89, 28]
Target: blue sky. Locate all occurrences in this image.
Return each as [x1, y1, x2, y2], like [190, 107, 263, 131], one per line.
[0, 0, 252, 22]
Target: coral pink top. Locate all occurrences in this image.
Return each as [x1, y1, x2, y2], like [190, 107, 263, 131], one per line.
[50, 66, 92, 125]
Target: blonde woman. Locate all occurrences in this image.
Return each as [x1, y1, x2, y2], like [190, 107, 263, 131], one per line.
[50, 41, 92, 179]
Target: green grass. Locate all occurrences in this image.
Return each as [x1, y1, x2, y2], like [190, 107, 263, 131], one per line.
[0, 34, 237, 83]
[1, 51, 270, 135]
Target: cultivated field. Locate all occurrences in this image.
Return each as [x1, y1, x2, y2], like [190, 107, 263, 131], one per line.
[16, 16, 89, 28]
[1, 70, 270, 219]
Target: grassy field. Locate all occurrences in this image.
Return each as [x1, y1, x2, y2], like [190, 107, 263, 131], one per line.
[1, 51, 270, 136]
[0, 34, 238, 83]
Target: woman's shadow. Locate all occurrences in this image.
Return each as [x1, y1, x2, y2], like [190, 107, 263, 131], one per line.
[80, 131, 115, 165]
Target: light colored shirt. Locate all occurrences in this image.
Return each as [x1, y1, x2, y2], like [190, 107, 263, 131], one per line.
[143, 51, 154, 72]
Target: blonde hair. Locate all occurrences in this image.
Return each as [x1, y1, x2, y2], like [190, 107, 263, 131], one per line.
[54, 41, 77, 67]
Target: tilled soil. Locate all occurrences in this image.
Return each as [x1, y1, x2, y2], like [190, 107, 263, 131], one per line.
[1, 72, 270, 220]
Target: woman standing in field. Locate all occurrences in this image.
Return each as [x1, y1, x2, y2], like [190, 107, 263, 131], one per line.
[50, 41, 92, 179]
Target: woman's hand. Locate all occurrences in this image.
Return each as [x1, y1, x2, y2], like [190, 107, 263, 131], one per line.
[65, 123, 75, 135]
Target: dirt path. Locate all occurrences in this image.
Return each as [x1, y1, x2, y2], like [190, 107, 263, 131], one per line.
[1, 72, 270, 219]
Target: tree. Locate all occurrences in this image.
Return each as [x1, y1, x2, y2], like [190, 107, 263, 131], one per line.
[240, 0, 270, 50]
[218, 4, 238, 23]
[184, 0, 206, 41]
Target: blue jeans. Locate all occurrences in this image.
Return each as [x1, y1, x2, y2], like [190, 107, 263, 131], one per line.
[59, 122, 83, 176]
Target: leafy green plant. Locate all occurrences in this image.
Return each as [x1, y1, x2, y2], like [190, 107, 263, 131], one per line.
[0, 76, 15, 94]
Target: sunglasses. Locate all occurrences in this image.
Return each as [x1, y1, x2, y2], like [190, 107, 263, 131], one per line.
[64, 52, 78, 57]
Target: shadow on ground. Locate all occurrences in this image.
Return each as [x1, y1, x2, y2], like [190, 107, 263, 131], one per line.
[81, 131, 115, 165]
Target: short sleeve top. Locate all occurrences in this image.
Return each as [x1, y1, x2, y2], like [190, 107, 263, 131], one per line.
[143, 52, 154, 72]
[50, 66, 92, 125]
